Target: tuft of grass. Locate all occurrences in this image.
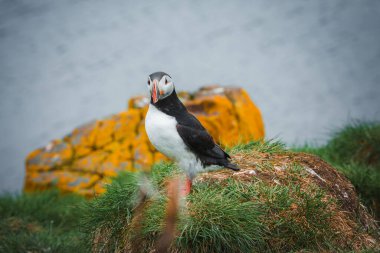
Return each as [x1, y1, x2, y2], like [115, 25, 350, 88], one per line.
[323, 121, 380, 166]
[0, 190, 86, 253]
[176, 181, 267, 253]
[79, 164, 182, 252]
[80, 171, 141, 252]
[297, 121, 380, 166]
[230, 139, 287, 154]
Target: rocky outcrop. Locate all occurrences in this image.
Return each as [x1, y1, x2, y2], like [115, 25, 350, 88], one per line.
[24, 86, 265, 196]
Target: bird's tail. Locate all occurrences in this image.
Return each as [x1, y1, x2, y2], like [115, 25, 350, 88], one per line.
[225, 162, 240, 171]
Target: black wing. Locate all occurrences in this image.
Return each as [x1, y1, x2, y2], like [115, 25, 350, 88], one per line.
[176, 114, 239, 171]
[176, 124, 228, 159]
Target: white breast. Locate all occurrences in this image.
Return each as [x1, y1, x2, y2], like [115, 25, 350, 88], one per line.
[145, 104, 185, 159]
[145, 104, 206, 178]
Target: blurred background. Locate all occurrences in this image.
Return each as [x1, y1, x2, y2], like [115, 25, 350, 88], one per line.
[0, 0, 379, 193]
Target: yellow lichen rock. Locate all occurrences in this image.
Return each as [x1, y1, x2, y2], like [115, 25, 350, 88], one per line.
[24, 86, 265, 196]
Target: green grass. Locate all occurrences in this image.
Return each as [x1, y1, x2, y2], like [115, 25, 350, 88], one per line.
[80, 172, 141, 252]
[322, 121, 379, 165]
[152, 178, 268, 252]
[0, 122, 378, 252]
[230, 139, 287, 154]
[0, 190, 87, 253]
[295, 121, 380, 218]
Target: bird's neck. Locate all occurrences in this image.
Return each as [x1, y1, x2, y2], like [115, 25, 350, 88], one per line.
[152, 90, 187, 117]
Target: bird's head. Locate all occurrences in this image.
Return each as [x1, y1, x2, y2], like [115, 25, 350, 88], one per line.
[147, 71, 174, 104]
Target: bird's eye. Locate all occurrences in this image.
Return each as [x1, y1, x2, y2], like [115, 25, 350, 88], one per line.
[165, 78, 169, 85]
[147, 80, 151, 86]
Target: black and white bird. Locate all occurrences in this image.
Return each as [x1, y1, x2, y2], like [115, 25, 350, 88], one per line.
[145, 72, 239, 194]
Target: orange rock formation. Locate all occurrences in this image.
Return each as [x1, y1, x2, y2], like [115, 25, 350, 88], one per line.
[24, 86, 265, 196]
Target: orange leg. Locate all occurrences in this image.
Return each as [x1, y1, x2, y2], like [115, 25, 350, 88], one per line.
[181, 177, 192, 196]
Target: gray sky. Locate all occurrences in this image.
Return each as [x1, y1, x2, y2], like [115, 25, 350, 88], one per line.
[1, 0, 379, 193]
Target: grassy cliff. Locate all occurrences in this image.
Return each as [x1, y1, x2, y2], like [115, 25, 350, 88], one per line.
[1, 123, 379, 252]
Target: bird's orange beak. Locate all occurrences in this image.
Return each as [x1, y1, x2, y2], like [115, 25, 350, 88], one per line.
[152, 80, 159, 103]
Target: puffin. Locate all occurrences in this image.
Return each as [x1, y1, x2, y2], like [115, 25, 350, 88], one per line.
[145, 71, 239, 194]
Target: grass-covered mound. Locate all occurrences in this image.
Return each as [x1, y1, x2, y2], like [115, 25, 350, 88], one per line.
[296, 122, 380, 218]
[81, 141, 379, 253]
[0, 190, 86, 252]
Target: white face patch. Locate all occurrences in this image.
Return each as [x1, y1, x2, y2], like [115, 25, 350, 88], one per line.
[147, 77, 153, 93]
[158, 75, 174, 99]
